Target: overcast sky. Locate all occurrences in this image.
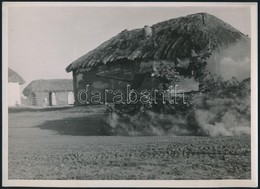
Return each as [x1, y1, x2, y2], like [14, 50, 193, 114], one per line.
[6, 3, 252, 88]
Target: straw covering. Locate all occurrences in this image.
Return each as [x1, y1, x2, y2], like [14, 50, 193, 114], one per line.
[66, 13, 249, 72]
[8, 68, 25, 85]
[23, 79, 73, 96]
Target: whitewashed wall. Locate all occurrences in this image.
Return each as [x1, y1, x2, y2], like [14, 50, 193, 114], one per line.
[8, 82, 21, 107]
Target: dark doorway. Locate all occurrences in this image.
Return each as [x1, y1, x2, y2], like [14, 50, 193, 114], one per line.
[49, 92, 52, 106]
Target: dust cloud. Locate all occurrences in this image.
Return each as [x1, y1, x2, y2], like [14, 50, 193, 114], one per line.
[193, 97, 250, 136]
[104, 94, 250, 137]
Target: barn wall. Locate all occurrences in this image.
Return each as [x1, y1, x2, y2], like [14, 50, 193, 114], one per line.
[26, 94, 34, 106]
[73, 68, 131, 106]
[72, 61, 200, 106]
[29, 91, 74, 106]
[56, 92, 70, 105]
[73, 70, 109, 106]
[34, 92, 49, 106]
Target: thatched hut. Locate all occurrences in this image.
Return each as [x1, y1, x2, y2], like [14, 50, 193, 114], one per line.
[8, 68, 25, 107]
[23, 79, 74, 106]
[66, 13, 250, 106]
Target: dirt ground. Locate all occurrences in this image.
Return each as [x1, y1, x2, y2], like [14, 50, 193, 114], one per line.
[8, 106, 251, 180]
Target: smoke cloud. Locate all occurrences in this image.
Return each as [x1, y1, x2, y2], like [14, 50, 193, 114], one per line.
[207, 39, 250, 81]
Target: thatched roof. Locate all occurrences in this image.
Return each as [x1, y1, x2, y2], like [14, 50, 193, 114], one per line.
[8, 68, 25, 84]
[66, 12, 249, 73]
[23, 79, 73, 96]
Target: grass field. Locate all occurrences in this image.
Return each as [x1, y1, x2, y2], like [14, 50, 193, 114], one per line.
[8, 106, 251, 180]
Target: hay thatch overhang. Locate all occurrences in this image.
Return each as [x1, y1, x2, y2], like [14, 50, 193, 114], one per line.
[8, 68, 25, 85]
[23, 79, 73, 97]
[66, 12, 249, 73]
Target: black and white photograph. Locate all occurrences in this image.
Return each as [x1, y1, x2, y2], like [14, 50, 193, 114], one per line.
[2, 2, 258, 187]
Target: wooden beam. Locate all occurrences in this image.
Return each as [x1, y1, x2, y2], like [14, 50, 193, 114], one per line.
[96, 74, 133, 82]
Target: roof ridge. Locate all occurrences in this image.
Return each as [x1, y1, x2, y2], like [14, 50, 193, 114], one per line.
[66, 12, 250, 72]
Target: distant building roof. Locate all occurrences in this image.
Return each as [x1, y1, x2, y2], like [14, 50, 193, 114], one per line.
[8, 68, 25, 85]
[23, 79, 73, 96]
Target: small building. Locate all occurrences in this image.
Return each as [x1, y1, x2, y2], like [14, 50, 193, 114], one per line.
[66, 13, 250, 106]
[23, 79, 74, 107]
[8, 68, 25, 107]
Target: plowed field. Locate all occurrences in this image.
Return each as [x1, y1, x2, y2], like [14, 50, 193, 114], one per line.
[8, 106, 251, 180]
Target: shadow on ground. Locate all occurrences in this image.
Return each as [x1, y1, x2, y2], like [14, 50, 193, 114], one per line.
[37, 113, 109, 136]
